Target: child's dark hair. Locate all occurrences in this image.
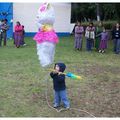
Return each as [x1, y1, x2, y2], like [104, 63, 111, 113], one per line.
[89, 22, 94, 26]
[54, 63, 66, 72]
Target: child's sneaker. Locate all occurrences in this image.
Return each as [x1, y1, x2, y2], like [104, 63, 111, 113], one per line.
[99, 50, 101, 53]
[23, 44, 27, 46]
[53, 104, 59, 108]
[102, 50, 105, 53]
[65, 106, 70, 109]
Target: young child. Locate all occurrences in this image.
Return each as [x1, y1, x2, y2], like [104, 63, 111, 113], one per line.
[74, 21, 84, 50]
[95, 21, 103, 51]
[98, 27, 109, 53]
[85, 22, 95, 51]
[50, 63, 70, 109]
[112, 23, 120, 54]
[20, 25, 27, 46]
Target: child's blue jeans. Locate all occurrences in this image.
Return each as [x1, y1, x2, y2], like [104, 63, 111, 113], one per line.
[86, 38, 94, 51]
[54, 90, 70, 108]
[115, 39, 120, 54]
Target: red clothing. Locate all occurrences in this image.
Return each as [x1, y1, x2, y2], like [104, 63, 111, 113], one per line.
[14, 25, 23, 47]
[14, 25, 23, 35]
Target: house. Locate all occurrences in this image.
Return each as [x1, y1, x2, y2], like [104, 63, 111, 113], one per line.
[0, 2, 72, 38]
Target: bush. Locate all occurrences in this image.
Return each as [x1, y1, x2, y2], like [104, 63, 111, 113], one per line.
[81, 21, 117, 30]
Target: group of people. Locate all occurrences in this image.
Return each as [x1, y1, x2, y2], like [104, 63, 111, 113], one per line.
[0, 19, 26, 48]
[74, 21, 120, 54]
[14, 21, 26, 48]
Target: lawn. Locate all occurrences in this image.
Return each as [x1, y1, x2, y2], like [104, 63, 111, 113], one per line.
[0, 36, 120, 117]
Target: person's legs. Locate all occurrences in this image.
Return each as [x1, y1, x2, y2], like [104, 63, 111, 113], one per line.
[78, 37, 82, 50]
[86, 39, 90, 51]
[14, 32, 18, 47]
[3, 32, 7, 46]
[60, 90, 70, 108]
[95, 37, 100, 50]
[0, 33, 2, 47]
[90, 40, 93, 51]
[74, 36, 78, 49]
[80, 39, 83, 50]
[116, 39, 120, 54]
[17, 35, 22, 48]
[113, 39, 117, 52]
[86, 39, 92, 51]
[54, 91, 61, 107]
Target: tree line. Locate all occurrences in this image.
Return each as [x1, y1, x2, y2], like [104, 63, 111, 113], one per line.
[71, 3, 120, 23]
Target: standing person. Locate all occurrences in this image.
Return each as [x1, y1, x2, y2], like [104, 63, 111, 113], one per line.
[0, 19, 9, 47]
[20, 25, 26, 46]
[97, 27, 109, 53]
[0, 20, 3, 47]
[14, 21, 23, 48]
[85, 22, 95, 51]
[95, 21, 103, 51]
[112, 23, 120, 54]
[50, 63, 70, 109]
[74, 21, 84, 50]
[72, 20, 79, 35]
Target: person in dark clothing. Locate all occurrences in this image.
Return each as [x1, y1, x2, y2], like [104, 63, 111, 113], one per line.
[0, 19, 9, 47]
[20, 25, 27, 46]
[112, 23, 120, 54]
[50, 63, 70, 109]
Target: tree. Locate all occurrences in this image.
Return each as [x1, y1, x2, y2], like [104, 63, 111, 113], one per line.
[71, 3, 120, 23]
[96, 3, 100, 21]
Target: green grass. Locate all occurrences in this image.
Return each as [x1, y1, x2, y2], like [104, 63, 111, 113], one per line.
[0, 36, 120, 117]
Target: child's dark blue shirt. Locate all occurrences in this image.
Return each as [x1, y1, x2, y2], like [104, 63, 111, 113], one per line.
[50, 63, 66, 91]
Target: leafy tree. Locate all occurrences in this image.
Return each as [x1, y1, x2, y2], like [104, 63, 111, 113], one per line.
[71, 3, 120, 23]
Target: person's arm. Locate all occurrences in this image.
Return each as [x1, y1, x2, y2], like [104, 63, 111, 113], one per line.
[5, 24, 9, 30]
[85, 27, 89, 38]
[81, 26, 84, 33]
[57, 74, 65, 82]
[15, 26, 19, 32]
[111, 30, 114, 39]
[50, 71, 58, 78]
[96, 33, 101, 38]
[1, 24, 9, 31]
[15, 26, 23, 32]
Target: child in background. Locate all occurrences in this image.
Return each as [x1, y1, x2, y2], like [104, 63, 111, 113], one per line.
[20, 25, 27, 46]
[85, 22, 95, 51]
[74, 21, 84, 50]
[98, 27, 109, 53]
[95, 21, 103, 51]
[112, 23, 120, 54]
[50, 63, 70, 109]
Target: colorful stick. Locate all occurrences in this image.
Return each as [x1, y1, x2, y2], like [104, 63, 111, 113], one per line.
[47, 69, 82, 80]
[65, 72, 82, 80]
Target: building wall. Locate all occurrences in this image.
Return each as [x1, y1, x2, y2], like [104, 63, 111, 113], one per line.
[13, 3, 71, 36]
[0, 3, 13, 38]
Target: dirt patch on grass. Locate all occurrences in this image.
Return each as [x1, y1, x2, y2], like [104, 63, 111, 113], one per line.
[67, 64, 120, 117]
[30, 64, 120, 117]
